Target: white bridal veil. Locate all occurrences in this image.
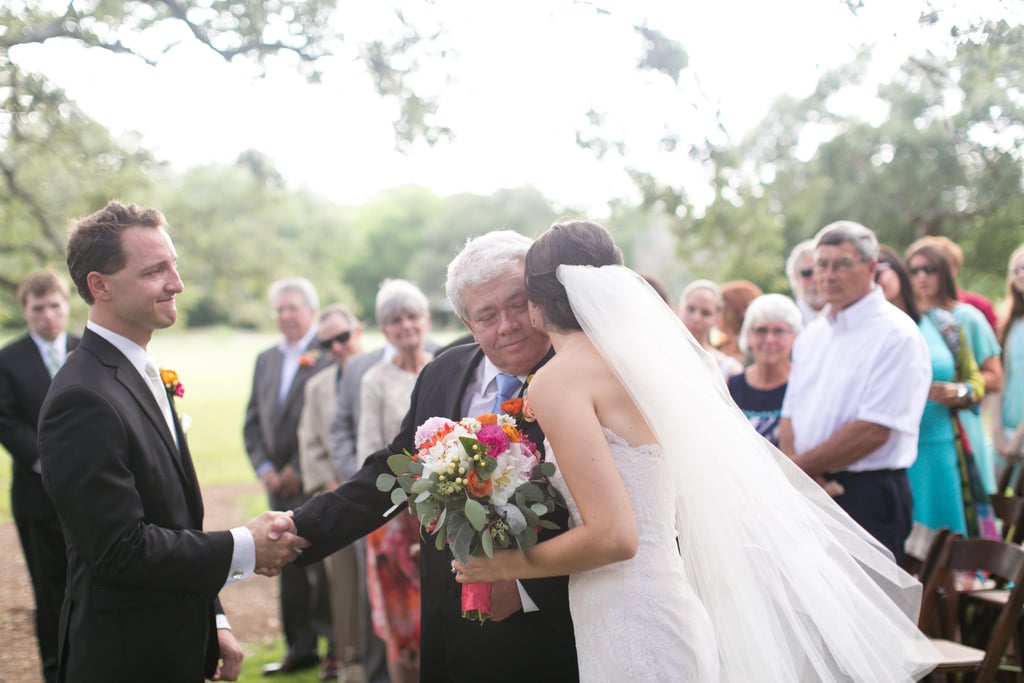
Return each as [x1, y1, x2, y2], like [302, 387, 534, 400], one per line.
[557, 264, 939, 682]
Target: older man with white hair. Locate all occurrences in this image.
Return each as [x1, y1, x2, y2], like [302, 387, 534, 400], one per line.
[786, 239, 825, 325]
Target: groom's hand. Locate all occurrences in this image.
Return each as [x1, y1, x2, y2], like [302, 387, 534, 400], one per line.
[488, 580, 522, 622]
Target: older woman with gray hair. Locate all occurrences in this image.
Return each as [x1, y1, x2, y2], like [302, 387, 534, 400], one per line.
[727, 294, 803, 446]
[357, 278, 434, 683]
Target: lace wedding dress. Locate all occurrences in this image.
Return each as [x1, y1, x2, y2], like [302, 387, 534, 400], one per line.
[553, 264, 939, 682]
[548, 430, 719, 682]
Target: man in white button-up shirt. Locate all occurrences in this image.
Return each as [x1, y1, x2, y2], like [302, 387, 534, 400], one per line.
[37, 201, 306, 683]
[779, 221, 930, 564]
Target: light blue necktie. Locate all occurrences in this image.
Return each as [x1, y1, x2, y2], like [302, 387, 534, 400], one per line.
[45, 344, 62, 378]
[492, 373, 523, 413]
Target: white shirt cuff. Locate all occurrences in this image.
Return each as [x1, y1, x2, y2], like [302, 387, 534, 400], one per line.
[517, 580, 539, 613]
[216, 613, 232, 630]
[224, 527, 256, 587]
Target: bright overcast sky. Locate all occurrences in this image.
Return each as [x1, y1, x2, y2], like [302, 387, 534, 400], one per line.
[11, 0, 1002, 214]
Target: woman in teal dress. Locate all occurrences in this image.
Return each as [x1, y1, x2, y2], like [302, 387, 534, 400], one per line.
[907, 242, 1002, 495]
[878, 246, 983, 533]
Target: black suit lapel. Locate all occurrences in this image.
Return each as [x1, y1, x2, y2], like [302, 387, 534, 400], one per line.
[448, 347, 486, 419]
[81, 331, 203, 520]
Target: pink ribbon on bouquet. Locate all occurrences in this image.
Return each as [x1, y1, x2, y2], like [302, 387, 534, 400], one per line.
[461, 582, 491, 623]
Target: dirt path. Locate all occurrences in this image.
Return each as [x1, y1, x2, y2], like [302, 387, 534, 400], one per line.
[0, 482, 280, 683]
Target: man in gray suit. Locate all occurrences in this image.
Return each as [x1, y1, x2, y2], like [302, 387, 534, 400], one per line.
[298, 303, 365, 682]
[243, 277, 335, 677]
[330, 341, 389, 683]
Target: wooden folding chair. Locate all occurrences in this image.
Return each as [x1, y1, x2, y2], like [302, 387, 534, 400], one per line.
[906, 524, 952, 580]
[919, 536, 1024, 682]
[990, 494, 1024, 544]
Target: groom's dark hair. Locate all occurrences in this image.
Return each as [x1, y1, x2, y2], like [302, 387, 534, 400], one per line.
[525, 220, 622, 331]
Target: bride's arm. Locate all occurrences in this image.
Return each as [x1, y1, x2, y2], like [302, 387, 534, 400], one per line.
[455, 372, 638, 582]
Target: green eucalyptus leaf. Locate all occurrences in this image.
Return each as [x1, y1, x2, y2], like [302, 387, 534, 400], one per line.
[448, 514, 475, 563]
[481, 528, 494, 558]
[464, 498, 487, 531]
[410, 478, 433, 494]
[519, 483, 543, 502]
[387, 453, 412, 475]
[530, 503, 548, 517]
[390, 488, 408, 506]
[375, 473, 396, 492]
[538, 519, 560, 530]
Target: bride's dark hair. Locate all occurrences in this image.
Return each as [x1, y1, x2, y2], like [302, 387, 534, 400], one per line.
[525, 220, 623, 331]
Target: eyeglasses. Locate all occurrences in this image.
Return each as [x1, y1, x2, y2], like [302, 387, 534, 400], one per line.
[317, 330, 352, 350]
[751, 326, 794, 338]
[799, 268, 815, 279]
[908, 264, 937, 276]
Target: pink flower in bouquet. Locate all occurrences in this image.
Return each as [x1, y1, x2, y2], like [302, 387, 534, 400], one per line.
[476, 425, 510, 457]
[415, 416, 456, 448]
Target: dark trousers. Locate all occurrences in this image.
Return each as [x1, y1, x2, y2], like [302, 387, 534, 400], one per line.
[831, 468, 913, 565]
[273, 490, 334, 661]
[14, 514, 66, 683]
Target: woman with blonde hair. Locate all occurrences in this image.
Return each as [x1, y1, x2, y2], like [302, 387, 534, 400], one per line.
[677, 279, 743, 378]
[994, 244, 1024, 464]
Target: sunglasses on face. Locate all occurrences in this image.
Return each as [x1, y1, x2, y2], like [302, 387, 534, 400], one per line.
[908, 264, 938, 276]
[317, 330, 352, 350]
[799, 268, 815, 279]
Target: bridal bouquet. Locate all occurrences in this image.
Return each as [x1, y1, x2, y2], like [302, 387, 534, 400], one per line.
[376, 407, 560, 622]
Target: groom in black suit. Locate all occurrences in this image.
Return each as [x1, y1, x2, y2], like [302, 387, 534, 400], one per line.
[0, 269, 79, 683]
[37, 201, 307, 683]
[292, 231, 578, 683]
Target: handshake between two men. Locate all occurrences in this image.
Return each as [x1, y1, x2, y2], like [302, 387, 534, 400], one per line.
[246, 510, 311, 576]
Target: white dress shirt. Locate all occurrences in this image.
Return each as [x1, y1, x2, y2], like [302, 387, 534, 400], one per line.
[781, 287, 931, 471]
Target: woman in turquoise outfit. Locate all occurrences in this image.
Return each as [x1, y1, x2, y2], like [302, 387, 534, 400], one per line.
[907, 242, 1002, 495]
[878, 246, 984, 533]
[995, 244, 1024, 462]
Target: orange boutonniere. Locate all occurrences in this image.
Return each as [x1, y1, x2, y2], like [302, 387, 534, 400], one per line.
[299, 349, 320, 367]
[159, 368, 185, 398]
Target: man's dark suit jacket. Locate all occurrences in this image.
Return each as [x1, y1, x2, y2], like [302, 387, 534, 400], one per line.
[38, 329, 233, 683]
[243, 342, 332, 504]
[0, 333, 79, 520]
[293, 343, 579, 683]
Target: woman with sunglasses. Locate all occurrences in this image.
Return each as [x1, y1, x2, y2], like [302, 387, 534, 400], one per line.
[727, 294, 801, 447]
[877, 246, 984, 535]
[994, 245, 1024, 465]
[357, 278, 435, 683]
[905, 243, 1001, 536]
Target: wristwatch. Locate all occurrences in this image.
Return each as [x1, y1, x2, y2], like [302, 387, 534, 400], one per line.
[956, 383, 969, 401]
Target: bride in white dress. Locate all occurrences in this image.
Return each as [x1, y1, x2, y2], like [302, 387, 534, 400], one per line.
[454, 221, 938, 682]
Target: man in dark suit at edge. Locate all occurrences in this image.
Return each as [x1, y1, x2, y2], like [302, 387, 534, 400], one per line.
[0, 269, 79, 683]
[291, 231, 579, 683]
[37, 200, 307, 683]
